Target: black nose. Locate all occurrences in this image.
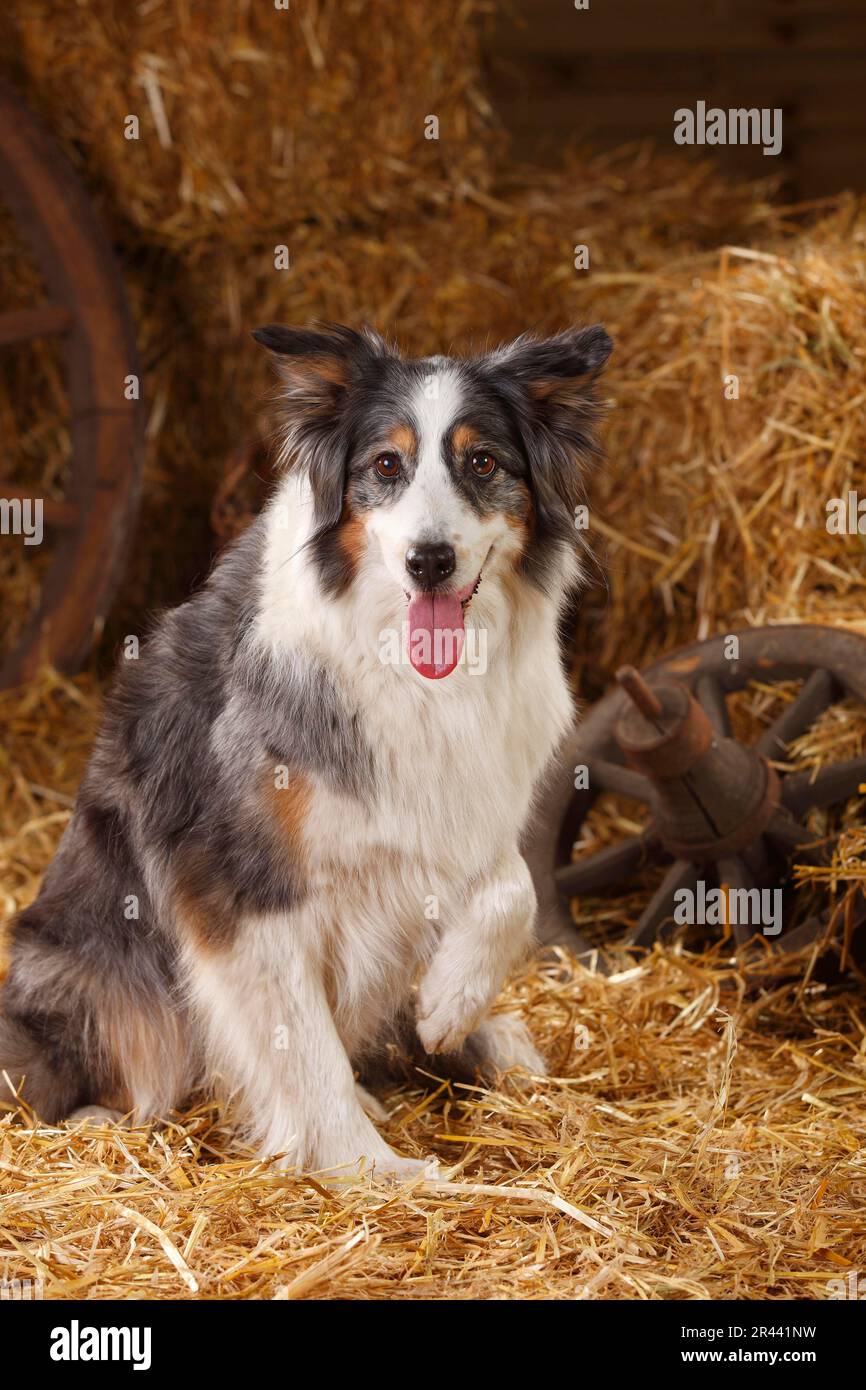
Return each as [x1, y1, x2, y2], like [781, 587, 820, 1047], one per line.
[405, 542, 456, 588]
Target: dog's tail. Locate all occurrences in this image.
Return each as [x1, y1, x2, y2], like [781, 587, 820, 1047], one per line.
[0, 1010, 78, 1123]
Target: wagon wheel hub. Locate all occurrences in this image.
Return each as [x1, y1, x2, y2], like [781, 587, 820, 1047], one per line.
[614, 665, 780, 861]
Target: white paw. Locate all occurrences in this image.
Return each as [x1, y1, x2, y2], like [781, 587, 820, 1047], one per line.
[416, 963, 495, 1056]
[370, 1152, 440, 1184]
[318, 1150, 440, 1186]
[355, 1083, 388, 1123]
[67, 1105, 124, 1127]
[475, 1013, 546, 1078]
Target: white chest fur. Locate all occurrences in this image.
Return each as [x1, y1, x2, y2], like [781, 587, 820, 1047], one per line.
[253, 476, 575, 1038]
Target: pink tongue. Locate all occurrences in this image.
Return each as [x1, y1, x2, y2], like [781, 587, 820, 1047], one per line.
[406, 593, 465, 679]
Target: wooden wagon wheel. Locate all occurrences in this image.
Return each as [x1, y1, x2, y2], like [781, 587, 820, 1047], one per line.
[0, 79, 142, 688]
[523, 625, 866, 958]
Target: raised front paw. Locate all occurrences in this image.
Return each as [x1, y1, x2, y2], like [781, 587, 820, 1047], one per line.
[416, 962, 496, 1055]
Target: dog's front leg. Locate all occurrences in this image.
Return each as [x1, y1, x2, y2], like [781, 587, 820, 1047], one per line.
[416, 850, 536, 1055]
[186, 913, 429, 1179]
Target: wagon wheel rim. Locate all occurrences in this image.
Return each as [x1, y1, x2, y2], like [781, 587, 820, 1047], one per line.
[523, 624, 866, 959]
[0, 79, 142, 687]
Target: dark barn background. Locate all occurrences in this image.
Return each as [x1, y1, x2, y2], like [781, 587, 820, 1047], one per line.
[489, 0, 866, 197]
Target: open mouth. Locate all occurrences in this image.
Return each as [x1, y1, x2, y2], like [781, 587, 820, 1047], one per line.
[404, 570, 483, 680]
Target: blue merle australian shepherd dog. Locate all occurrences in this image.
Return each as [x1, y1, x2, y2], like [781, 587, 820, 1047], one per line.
[0, 322, 612, 1179]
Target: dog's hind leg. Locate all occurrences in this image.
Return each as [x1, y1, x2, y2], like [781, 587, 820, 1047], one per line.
[1, 826, 192, 1125]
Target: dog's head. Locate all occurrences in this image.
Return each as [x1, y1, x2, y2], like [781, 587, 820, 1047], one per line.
[253, 322, 612, 678]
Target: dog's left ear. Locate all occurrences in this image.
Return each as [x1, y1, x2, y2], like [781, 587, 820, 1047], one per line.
[487, 325, 612, 414]
[481, 326, 613, 557]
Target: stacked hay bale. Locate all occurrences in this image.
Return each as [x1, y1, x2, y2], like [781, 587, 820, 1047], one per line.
[1, 0, 496, 240]
[579, 195, 866, 684]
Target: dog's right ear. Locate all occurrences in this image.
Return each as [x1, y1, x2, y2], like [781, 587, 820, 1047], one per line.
[252, 322, 389, 426]
[253, 323, 392, 526]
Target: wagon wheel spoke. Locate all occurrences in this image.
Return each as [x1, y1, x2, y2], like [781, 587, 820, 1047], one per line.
[771, 918, 829, 955]
[756, 669, 838, 760]
[781, 756, 866, 816]
[0, 304, 73, 348]
[591, 757, 653, 802]
[624, 858, 698, 948]
[555, 832, 659, 898]
[0, 482, 78, 528]
[695, 673, 731, 737]
[717, 854, 753, 891]
[740, 835, 772, 881]
[716, 855, 757, 944]
[764, 810, 828, 867]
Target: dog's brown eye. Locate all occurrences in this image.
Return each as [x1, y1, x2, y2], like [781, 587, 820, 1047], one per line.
[470, 452, 498, 478]
[374, 452, 401, 479]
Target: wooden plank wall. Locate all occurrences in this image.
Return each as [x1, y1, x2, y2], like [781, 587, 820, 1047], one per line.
[485, 0, 866, 196]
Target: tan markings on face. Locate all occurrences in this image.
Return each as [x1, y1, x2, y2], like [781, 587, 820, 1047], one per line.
[338, 513, 368, 570]
[451, 424, 483, 456]
[504, 514, 529, 561]
[504, 487, 534, 565]
[386, 423, 417, 457]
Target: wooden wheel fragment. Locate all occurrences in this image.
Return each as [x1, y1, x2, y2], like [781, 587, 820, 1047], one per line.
[523, 625, 866, 959]
[0, 80, 142, 687]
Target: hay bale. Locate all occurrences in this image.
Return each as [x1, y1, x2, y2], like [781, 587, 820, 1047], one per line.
[582, 196, 866, 679]
[0, 0, 497, 244]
